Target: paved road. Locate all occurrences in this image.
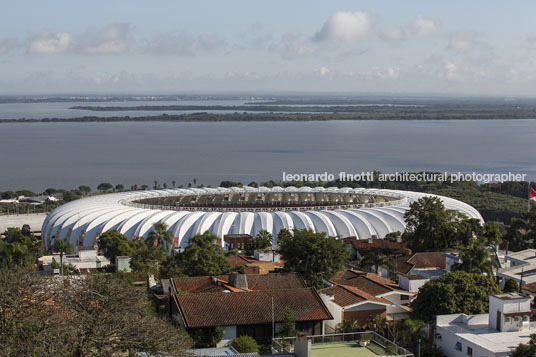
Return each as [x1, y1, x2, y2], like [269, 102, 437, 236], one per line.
[0, 213, 48, 232]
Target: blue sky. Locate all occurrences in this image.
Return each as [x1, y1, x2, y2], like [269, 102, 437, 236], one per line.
[1, 1, 535, 95]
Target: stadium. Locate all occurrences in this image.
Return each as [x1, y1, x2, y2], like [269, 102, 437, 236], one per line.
[41, 186, 483, 250]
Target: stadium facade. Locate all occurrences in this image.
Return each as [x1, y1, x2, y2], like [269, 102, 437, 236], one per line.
[42, 186, 483, 250]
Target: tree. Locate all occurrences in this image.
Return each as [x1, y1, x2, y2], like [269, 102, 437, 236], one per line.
[452, 241, 499, 276]
[232, 335, 259, 353]
[337, 320, 360, 333]
[482, 221, 503, 247]
[59, 274, 192, 356]
[172, 180, 176, 188]
[0, 228, 42, 269]
[0, 268, 192, 356]
[53, 238, 72, 276]
[78, 185, 91, 195]
[511, 334, 536, 357]
[141, 184, 149, 190]
[115, 184, 125, 192]
[189, 327, 224, 348]
[129, 239, 166, 273]
[278, 228, 350, 289]
[248, 181, 258, 188]
[177, 232, 231, 277]
[248, 229, 273, 252]
[279, 306, 296, 337]
[97, 182, 113, 193]
[359, 253, 394, 275]
[397, 319, 426, 347]
[403, 196, 469, 252]
[503, 279, 520, 293]
[411, 271, 501, 322]
[98, 230, 135, 263]
[146, 222, 173, 250]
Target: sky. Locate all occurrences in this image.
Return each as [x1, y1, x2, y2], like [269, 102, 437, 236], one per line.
[1, 0, 536, 95]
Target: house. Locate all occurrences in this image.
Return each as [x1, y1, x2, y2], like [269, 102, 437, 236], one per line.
[319, 270, 415, 332]
[226, 255, 281, 275]
[39, 247, 111, 274]
[167, 272, 332, 346]
[379, 252, 453, 280]
[343, 237, 411, 260]
[497, 249, 536, 288]
[435, 293, 534, 357]
[224, 234, 253, 250]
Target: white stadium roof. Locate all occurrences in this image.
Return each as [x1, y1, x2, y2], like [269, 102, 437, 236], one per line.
[41, 187, 483, 250]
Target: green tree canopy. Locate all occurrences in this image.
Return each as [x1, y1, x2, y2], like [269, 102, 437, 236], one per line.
[403, 196, 477, 252]
[176, 231, 231, 277]
[97, 182, 113, 193]
[248, 229, 273, 252]
[278, 228, 350, 289]
[358, 253, 394, 275]
[231, 335, 259, 353]
[98, 230, 136, 263]
[146, 222, 173, 250]
[452, 240, 499, 276]
[411, 271, 501, 322]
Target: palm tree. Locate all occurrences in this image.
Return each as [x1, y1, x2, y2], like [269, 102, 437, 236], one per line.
[146, 222, 173, 251]
[398, 319, 426, 346]
[453, 241, 499, 276]
[336, 320, 360, 333]
[53, 238, 72, 276]
[359, 253, 394, 275]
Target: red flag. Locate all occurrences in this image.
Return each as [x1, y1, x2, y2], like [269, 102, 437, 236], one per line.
[530, 186, 536, 200]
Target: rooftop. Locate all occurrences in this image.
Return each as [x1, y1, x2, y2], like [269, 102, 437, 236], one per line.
[492, 292, 529, 301]
[344, 238, 411, 257]
[395, 252, 447, 274]
[331, 269, 401, 296]
[320, 284, 391, 307]
[176, 288, 332, 328]
[437, 314, 533, 353]
[171, 273, 306, 294]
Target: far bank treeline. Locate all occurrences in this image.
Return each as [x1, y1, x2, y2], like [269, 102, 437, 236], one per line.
[6, 103, 536, 122]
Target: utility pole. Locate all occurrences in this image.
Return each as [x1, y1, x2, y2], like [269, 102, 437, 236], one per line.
[272, 296, 275, 341]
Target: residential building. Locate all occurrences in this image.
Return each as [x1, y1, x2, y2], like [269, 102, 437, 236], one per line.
[320, 270, 415, 332]
[167, 272, 332, 346]
[497, 249, 536, 288]
[343, 237, 411, 260]
[435, 293, 533, 357]
[379, 252, 453, 280]
[39, 247, 111, 274]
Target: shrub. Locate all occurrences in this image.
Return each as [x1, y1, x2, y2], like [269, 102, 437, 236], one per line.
[232, 335, 259, 353]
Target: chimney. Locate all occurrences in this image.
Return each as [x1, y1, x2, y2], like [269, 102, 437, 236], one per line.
[396, 235, 402, 243]
[229, 272, 248, 291]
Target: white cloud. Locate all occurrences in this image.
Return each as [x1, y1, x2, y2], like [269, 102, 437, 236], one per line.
[0, 38, 18, 55]
[314, 66, 330, 77]
[413, 16, 437, 36]
[28, 30, 73, 54]
[271, 33, 314, 60]
[381, 16, 437, 41]
[314, 11, 370, 42]
[144, 32, 225, 56]
[77, 23, 130, 55]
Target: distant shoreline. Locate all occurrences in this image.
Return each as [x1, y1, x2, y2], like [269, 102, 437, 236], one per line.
[2, 111, 536, 123]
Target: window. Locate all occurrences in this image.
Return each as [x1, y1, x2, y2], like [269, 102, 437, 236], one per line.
[467, 347, 473, 356]
[455, 342, 462, 351]
[400, 295, 410, 301]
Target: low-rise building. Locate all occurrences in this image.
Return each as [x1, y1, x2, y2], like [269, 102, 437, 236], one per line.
[497, 249, 536, 288]
[343, 237, 411, 260]
[167, 272, 333, 346]
[320, 270, 415, 332]
[435, 293, 534, 357]
[39, 247, 111, 274]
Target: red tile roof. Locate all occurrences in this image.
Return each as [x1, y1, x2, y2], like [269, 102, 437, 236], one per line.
[176, 288, 332, 328]
[522, 282, 536, 293]
[344, 238, 411, 256]
[320, 284, 390, 307]
[226, 255, 255, 267]
[395, 252, 447, 274]
[172, 273, 306, 294]
[331, 270, 400, 296]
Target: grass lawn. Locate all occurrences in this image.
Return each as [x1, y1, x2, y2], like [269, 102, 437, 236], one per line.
[311, 342, 381, 357]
